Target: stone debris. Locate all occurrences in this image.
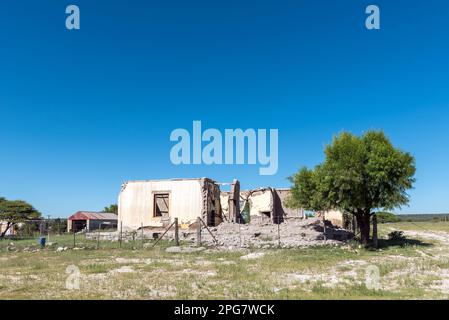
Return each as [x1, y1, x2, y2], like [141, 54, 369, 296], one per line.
[286, 274, 314, 283]
[199, 218, 351, 248]
[113, 266, 135, 273]
[85, 217, 351, 250]
[115, 257, 142, 264]
[165, 246, 206, 253]
[240, 252, 266, 260]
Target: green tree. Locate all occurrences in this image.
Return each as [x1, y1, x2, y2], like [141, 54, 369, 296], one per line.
[0, 197, 41, 238]
[47, 218, 68, 235]
[288, 131, 416, 245]
[375, 211, 401, 223]
[102, 204, 118, 214]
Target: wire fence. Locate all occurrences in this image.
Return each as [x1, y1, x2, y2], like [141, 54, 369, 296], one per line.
[1, 217, 295, 251]
[3, 213, 423, 251]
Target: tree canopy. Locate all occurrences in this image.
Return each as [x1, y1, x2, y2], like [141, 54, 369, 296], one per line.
[0, 197, 41, 238]
[288, 131, 416, 244]
[102, 204, 118, 214]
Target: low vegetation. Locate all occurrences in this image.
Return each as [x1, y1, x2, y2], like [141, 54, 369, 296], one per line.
[1, 221, 449, 299]
[376, 212, 401, 223]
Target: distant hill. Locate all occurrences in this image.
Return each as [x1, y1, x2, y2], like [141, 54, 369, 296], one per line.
[397, 214, 449, 222]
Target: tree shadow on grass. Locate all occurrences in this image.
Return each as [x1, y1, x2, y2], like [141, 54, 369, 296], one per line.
[376, 238, 433, 249]
[312, 223, 355, 241]
[311, 222, 433, 248]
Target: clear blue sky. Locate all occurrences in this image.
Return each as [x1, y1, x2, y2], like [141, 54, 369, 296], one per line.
[1, 0, 448, 217]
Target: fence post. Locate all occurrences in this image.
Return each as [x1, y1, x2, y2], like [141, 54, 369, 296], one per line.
[174, 218, 179, 246]
[119, 221, 122, 249]
[39, 220, 44, 237]
[152, 220, 176, 247]
[73, 229, 76, 248]
[238, 218, 242, 247]
[277, 218, 281, 248]
[47, 217, 50, 244]
[141, 222, 144, 249]
[97, 224, 101, 249]
[196, 217, 202, 247]
[198, 217, 219, 246]
[323, 215, 327, 242]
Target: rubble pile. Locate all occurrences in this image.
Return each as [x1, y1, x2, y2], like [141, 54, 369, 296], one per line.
[87, 217, 352, 249]
[200, 217, 352, 248]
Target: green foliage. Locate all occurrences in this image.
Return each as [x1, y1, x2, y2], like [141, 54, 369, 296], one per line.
[289, 131, 416, 215]
[47, 218, 68, 234]
[287, 166, 326, 211]
[241, 202, 251, 223]
[388, 230, 406, 241]
[342, 211, 354, 229]
[17, 222, 40, 237]
[102, 204, 118, 214]
[375, 211, 400, 223]
[288, 131, 415, 244]
[0, 198, 41, 222]
[399, 214, 449, 222]
[0, 197, 41, 237]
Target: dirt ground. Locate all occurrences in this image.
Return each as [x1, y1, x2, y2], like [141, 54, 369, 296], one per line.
[2, 221, 449, 299]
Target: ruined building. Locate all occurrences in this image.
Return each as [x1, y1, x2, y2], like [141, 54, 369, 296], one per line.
[118, 178, 222, 229]
[220, 187, 304, 224]
[118, 177, 303, 230]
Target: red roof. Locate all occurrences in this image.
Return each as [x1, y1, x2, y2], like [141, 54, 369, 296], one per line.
[68, 211, 118, 221]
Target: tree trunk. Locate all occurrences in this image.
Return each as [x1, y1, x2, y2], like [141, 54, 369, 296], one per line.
[0, 222, 13, 239]
[356, 213, 371, 245]
[372, 214, 378, 248]
[352, 215, 357, 234]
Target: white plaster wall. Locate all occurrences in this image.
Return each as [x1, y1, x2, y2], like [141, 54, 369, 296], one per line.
[220, 194, 229, 218]
[248, 191, 273, 216]
[118, 180, 203, 229]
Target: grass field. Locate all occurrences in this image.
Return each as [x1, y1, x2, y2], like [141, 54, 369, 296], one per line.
[1, 222, 449, 299]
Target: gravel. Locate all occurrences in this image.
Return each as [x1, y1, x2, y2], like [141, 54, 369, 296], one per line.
[86, 217, 352, 249]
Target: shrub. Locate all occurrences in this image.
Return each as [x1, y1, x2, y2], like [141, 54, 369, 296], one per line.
[388, 230, 406, 241]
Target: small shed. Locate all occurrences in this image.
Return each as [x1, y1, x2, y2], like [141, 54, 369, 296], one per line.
[67, 211, 118, 233]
